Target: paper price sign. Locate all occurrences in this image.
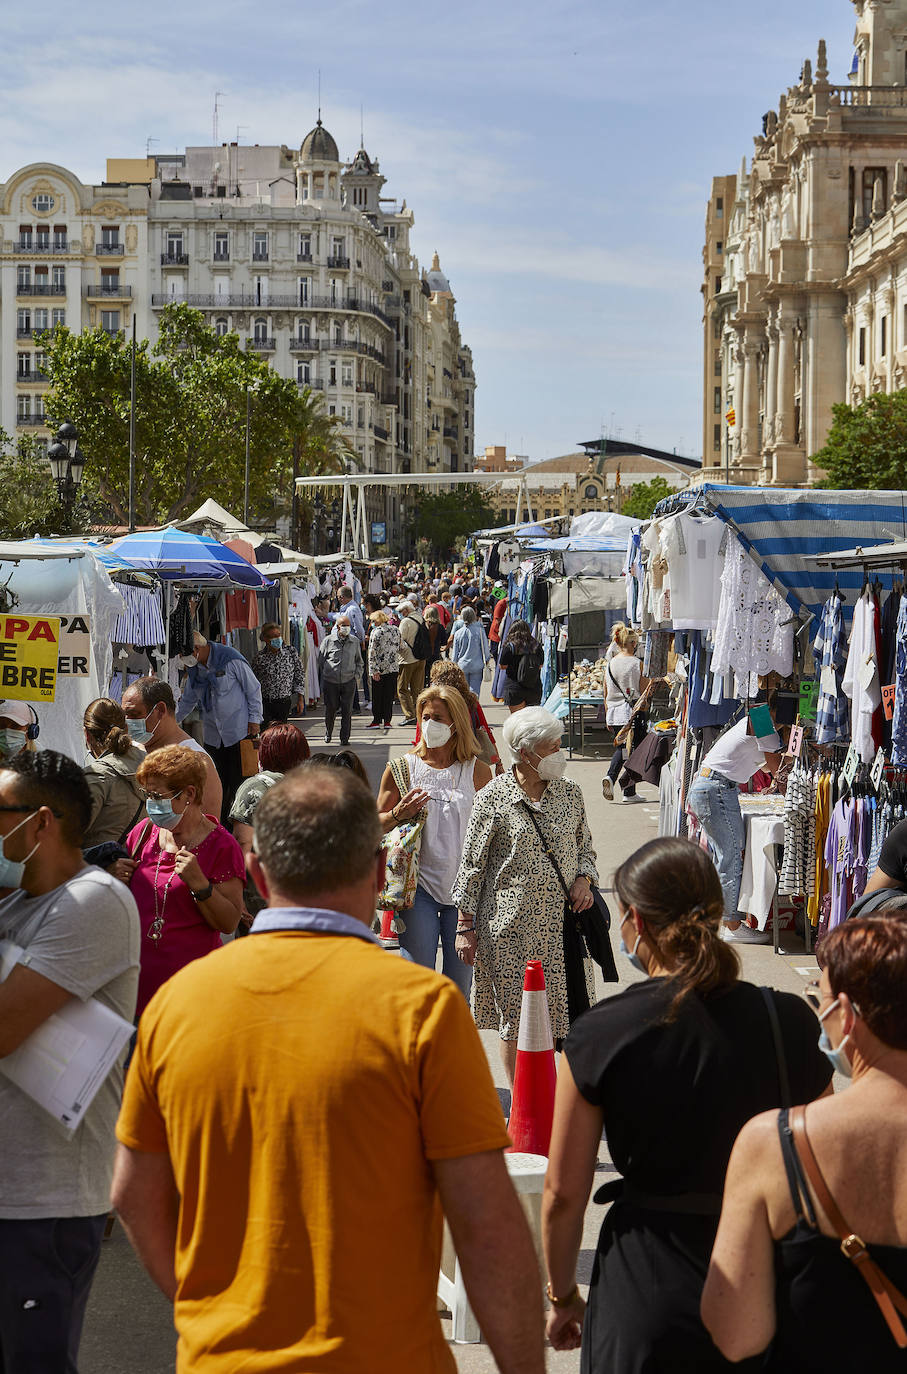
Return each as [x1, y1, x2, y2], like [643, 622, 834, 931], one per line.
[883, 684, 897, 721]
[787, 724, 804, 758]
[0, 616, 60, 701]
[799, 680, 820, 722]
[841, 744, 860, 791]
[871, 749, 887, 792]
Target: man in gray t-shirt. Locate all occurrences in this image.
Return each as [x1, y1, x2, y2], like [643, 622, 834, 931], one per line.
[0, 750, 139, 1369]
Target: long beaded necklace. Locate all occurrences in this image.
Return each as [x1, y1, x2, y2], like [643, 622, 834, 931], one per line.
[146, 821, 208, 945]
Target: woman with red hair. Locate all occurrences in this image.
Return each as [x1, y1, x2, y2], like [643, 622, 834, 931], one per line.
[229, 722, 311, 869]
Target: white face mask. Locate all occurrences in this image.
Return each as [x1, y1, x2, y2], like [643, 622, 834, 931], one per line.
[534, 749, 567, 781]
[337, 625, 351, 638]
[422, 718, 452, 749]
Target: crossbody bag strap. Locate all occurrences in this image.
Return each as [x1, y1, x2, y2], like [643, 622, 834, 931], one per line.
[607, 660, 635, 704]
[790, 1105, 907, 1347]
[128, 819, 153, 859]
[521, 800, 571, 901]
[759, 986, 791, 1108]
[117, 796, 146, 847]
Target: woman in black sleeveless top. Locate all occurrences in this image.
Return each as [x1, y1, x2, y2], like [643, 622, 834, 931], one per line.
[703, 911, 907, 1369]
[542, 838, 831, 1372]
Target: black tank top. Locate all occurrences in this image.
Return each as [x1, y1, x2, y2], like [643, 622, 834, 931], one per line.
[765, 1108, 907, 1370]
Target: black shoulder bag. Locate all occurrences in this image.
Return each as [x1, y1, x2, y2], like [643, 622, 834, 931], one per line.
[521, 802, 618, 1022]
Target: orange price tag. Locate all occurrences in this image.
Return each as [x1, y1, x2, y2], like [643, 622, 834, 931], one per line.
[882, 684, 897, 721]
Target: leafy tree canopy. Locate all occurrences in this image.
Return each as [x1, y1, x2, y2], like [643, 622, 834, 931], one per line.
[620, 475, 675, 520]
[0, 431, 61, 537]
[410, 488, 502, 556]
[811, 392, 907, 490]
[40, 303, 353, 528]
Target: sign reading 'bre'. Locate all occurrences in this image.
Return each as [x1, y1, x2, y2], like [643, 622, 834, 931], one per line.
[0, 616, 60, 701]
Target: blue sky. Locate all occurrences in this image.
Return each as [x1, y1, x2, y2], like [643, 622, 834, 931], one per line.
[1, 0, 856, 463]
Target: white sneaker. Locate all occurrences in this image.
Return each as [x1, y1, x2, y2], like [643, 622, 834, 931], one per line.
[602, 778, 614, 801]
[721, 923, 771, 944]
[621, 793, 645, 804]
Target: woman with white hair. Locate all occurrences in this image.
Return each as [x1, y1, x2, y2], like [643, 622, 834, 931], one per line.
[451, 706, 598, 1083]
[450, 604, 490, 694]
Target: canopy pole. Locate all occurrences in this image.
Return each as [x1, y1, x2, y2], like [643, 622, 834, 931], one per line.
[340, 484, 351, 554]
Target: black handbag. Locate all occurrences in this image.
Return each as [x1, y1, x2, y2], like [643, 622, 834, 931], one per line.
[521, 802, 618, 994]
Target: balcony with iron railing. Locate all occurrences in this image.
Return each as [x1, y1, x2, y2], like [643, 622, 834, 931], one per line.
[161, 253, 189, 266]
[17, 238, 68, 253]
[327, 254, 350, 269]
[252, 250, 269, 262]
[17, 282, 66, 297]
[149, 292, 393, 328]
[374, 424, 389, 441]
[213, 250, 229, 262]
[297, 251, 313, 262]
[249, 336, 276, 351]
[298, 377, 325, 390]
[85, 284, 133, 297]
[16, 415, 47, 427]
[290, 337, 316, 352]
[15, 370, 49, 384]
[96, 242, 123, 255]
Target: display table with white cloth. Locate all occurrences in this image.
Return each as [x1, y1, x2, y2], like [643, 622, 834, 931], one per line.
[738, 795, 786, 949]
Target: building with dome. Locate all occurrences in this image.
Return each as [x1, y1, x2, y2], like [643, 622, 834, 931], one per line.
[700, 0, 907, 487]
[0, 119, 474, 542]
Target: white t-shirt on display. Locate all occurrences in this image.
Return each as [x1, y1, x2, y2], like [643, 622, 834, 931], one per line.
[662, 513, 726, 631]
[700, 717, 781, 784]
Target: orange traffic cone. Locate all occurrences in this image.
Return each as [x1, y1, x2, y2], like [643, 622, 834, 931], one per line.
[507, 960, 557, 1156]
[378, 909, 400, 951]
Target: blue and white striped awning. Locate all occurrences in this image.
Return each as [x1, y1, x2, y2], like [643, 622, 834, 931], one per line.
[657, 485, 907, 623]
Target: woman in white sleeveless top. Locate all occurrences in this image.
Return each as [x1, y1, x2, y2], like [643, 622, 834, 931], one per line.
[377, 685, 492, 996]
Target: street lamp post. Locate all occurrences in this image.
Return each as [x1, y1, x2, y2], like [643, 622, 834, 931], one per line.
[243, 380, 261, 528]
[47, 421, 85, 530]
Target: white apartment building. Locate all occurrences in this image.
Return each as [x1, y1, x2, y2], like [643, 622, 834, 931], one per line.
[0, 162, 149, 447]
[0, 123, 475, 540]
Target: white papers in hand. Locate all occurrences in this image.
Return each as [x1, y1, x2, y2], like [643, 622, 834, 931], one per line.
[0, 940, 133, 1135]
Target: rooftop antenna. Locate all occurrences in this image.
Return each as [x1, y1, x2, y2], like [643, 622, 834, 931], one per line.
[213, 90, 225, 146]
[145, 136, 159, 158]
[317, 69, 322, 122]
[360, 104, 364, 148]
[235, 124, 248, 143]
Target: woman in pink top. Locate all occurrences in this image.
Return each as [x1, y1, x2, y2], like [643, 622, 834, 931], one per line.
[125, 744, 244, 1017]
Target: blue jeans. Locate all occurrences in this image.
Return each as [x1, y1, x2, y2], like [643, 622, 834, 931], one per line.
[0, 1213, 107, 1371]
[399, 883, 473, 999]
[464, 669, 483, 695]
[687, 774, 744, 920]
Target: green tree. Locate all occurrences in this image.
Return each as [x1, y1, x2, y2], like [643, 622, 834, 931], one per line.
[40, 303, 353, 527]
[0, 430, 60, 537]
[620, 475, 675, 520]
[811, 391, 907, 489]
[410, 488, 501, 556]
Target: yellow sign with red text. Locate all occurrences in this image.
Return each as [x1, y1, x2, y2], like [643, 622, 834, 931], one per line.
[0, 616, 61, 701]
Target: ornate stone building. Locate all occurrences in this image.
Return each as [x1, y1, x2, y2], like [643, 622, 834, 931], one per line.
[0, 123, 474, 542]
[0, 163, 149, 447]
[701, 1, 907, 485]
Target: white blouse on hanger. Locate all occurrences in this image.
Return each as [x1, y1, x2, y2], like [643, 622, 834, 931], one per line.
[711, 535, 794, 697]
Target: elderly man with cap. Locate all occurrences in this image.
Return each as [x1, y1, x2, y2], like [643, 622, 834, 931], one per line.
[176, 633, 263, 821]
[0, 700, 35, 762]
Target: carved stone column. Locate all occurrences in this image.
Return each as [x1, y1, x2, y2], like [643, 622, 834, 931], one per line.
[739, 335, 762, 464]
[776, 316, 796, 445]
[765, 319, 779, 444]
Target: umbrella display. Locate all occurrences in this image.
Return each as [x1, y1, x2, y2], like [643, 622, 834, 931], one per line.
[109, 527, 269, 588]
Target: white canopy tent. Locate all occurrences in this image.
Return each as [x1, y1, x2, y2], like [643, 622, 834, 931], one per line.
[294, 471, 540, 559]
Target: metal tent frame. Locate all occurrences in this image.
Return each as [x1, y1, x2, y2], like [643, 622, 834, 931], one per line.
[294, 471, 538, 559]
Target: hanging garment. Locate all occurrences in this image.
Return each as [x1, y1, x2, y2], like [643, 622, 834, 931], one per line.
[807, 772, 832, 928]
[168, 591, 194, 658]
[812, 594, 849, 746]
[842, 590, 882, 764]
[111, 584, 166, 646]
[711, 535, 794, 697]
[891, 595, 907, 767]
[660, 513, 725, 630]
[778, 768, 816, 898]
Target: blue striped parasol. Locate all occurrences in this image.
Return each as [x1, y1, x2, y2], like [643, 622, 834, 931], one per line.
[109, 527, 269, 588]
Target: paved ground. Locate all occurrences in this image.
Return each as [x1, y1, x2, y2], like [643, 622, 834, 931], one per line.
[79, 685, 820, 1373]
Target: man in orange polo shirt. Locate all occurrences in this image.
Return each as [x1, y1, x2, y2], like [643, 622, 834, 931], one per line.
[112, 766, 544, 1373]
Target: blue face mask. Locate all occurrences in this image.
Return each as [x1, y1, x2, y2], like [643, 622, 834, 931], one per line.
[0, 811, 40, 889]
[145, 791, 183, 832]
[619, 931, 647, 975]
[127, 710, 158, 745]
[268, 637, 283, 650]
[818, 999, 853, 1078]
